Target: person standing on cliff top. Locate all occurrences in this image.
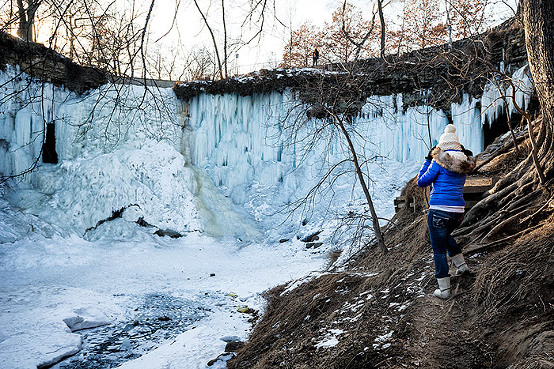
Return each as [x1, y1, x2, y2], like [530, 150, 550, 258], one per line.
[417, 124, 476, 299]
[312, 48, 319, 66]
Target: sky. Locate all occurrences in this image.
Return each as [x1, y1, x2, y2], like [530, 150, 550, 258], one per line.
[14, 0, 517, 79]
[149, 0, 343, 74]
[149, 0, 518, 77]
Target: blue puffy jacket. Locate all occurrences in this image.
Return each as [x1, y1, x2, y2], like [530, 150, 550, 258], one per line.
[417, 148, 476, 206]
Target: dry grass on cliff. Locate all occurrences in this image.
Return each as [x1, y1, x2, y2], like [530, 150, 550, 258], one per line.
[228, 123, 554, 369]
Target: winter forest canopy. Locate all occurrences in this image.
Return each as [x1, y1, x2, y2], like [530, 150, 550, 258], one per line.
[1, 0, 518, 80]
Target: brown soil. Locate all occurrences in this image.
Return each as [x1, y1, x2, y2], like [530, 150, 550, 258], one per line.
[227, 124, 554, 369]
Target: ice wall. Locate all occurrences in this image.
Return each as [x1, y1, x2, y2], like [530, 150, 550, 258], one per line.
[185, 89, 483, 203]
[481, 64, 534, 126]
[1, 64, 533, 239]
[0, 66, 260, 239]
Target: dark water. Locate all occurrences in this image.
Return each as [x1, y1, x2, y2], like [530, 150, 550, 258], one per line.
[55, 293, 210, 369]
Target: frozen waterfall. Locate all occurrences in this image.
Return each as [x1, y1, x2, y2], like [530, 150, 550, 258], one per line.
[0, 64, 534, 239]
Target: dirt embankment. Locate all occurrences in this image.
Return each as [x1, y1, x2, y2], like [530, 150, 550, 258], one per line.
[227, 127, 554, 369]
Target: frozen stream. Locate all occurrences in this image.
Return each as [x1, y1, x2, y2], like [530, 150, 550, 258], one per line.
[0, 221, 326, 369]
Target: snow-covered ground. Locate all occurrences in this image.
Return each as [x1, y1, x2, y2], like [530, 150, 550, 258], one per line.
[0, 156, 419, 369]
[0, 210, 327, 368]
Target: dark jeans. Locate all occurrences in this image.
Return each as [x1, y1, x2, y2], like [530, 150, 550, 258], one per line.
[427, 209, 464, 278]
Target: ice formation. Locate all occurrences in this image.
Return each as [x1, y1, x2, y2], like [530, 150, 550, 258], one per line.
[0, 66, 258, 239]
[0, 64, 533, 240]
[481, 64, 534, 126]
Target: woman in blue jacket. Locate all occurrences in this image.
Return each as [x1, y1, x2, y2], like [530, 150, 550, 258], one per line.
[417, 124, 476, 299]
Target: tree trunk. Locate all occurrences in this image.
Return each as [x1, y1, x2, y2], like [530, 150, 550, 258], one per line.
[522, 0, 554, 178]
[377, 0, 386, 59]
[336, 118, 388, 253]
[16, 0, 29, 40]
[15, 0, 41, 41]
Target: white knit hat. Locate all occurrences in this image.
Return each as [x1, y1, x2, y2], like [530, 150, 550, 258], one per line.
[438, 124, 462, 150]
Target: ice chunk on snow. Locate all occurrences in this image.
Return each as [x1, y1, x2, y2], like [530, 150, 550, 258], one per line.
[0, 330, 81, 369]
[63, 306, 111, 332]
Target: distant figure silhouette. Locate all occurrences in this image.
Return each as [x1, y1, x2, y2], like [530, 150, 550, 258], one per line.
[312, 48, 319, 66]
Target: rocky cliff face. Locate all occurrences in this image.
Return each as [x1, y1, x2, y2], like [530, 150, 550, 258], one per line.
[0, 31, 108, 94]
[174, 19, 527, 115]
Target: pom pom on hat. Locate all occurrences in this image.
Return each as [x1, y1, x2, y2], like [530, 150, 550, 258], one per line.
[444, 124, 456, 133]
[438, 124, 462, 150]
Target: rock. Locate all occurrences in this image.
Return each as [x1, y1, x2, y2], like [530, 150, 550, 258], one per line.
[210, 273, 216, 277]
[135, 217, 152, 227]
[225, 340, 245, 352]
[279, 238, 290, 243]
[0, 32, 108, 94]
[301, 230, 322, 243]
[154, 229, 182, 238]
[305, 242, 323, 249]
[237, 306, 252, 313]
[207, 353, 233, 366]
[157, 316, 171, 321]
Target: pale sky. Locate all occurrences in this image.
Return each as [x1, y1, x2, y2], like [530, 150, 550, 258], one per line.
[149, 0, 379, 74]
[23, 0, 517, 78]
[149, 0, 517, 76]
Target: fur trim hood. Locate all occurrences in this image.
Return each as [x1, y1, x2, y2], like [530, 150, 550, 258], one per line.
[431, 147, 476, 174]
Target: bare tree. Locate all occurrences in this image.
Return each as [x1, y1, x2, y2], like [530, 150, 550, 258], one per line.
[16, 0, 41, 41]
[192, 0, 225, 79]
[339, 1, 378, 61]
[282, 72, 388, 253]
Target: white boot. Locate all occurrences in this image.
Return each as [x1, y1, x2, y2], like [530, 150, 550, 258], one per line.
[433, 277, 451, 299]
[451, 253, 469, 276]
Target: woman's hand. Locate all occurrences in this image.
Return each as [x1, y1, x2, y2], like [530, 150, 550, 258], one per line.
[425, 146, 436, 160]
